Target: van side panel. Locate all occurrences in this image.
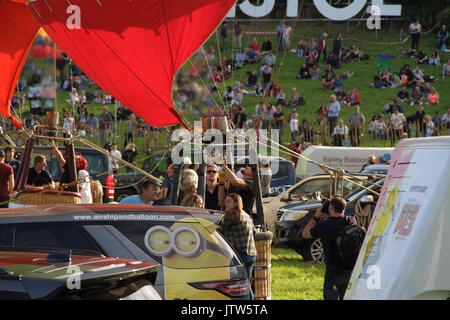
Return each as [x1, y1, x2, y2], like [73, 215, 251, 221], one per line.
[295, 146, 394, 178]
[346, 137, 450, 300]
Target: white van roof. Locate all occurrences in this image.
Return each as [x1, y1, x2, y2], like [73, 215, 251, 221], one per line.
[346, 136, 450, 300]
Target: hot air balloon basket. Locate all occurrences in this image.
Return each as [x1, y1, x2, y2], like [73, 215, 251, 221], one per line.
[253, 231, 272, 300]
[13, 189, 81, 206]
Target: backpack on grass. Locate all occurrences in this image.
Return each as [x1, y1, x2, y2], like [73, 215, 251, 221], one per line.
[335, 218, 366, 271]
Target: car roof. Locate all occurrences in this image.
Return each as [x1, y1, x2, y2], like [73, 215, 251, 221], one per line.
[0, 204, 223, 225]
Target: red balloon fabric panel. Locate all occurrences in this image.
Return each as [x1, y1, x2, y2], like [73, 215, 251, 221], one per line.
[0, 0, 40, 129]
[26, 0, 236, 127]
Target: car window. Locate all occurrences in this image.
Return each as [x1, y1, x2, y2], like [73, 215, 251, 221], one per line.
[12, 224, 99, 252]
[84, 154, 105, 175]
[289, 178, 331, 198]
[346, 178, 385, 203]
[337, 178, 368, 197]
[272, 162, 288, 180]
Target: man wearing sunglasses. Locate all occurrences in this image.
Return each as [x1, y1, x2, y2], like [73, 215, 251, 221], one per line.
[204, 164, 222, 211]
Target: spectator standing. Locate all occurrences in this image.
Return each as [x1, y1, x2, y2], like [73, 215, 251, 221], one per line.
[233, 22, 243, 50]
[288, 141, 302, 167]
[4, 146, 20, 180]
[204, 164, 222, 211]
[332, 119, 348, 146]
[75, 153, 92, 204]
[326, 95, 340, 136]
[442, 108, 450, 129]
[302, 196, 354, 300]
[122, 143, 138, 173]
[290, 112, 299, 142]
[332, 33, 342, 55]
[435, 25, 448, 50]
[390, 107, 406, 142]
[282, 23, 292, 51]
[99, 106, 113, 148]
[218, 193, 257, 300]
[409, 19, 422, 50]
[219, 162, 255, 218]
[431, 111, 442, 136]
[110, 142, 121, 174]
[220, 22, 227, 51]
[273, 105, 285, 144]
[348, 106, 365, 147]
[86, 113, 99, 137]
[316, 33, 328, 63]
[0, 151, 15, 208]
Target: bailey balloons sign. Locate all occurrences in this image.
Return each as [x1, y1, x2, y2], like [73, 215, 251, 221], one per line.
[227, 0, 402, 21]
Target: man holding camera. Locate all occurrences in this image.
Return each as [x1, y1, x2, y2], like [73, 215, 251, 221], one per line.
[302, 195, 353, 300]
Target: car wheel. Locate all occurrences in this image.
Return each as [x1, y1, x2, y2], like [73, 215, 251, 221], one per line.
[115, 188, 137, 202]
[301, 238, 324, 263]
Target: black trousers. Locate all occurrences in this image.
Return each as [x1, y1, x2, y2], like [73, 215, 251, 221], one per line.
[323, 266, 352, 300]
[411, 33, 420, 50]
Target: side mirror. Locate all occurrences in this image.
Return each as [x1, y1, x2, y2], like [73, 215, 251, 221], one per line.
[360, 194, 375, 205]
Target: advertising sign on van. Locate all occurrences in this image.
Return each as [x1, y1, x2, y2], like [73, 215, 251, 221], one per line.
[346, 137, 450, 300]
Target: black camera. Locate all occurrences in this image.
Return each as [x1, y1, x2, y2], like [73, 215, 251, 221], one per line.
[321, 197, 330, 214]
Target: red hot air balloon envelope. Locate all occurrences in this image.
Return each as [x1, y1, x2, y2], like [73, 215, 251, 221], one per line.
[26, 0, 236, 128]
[0, 0, 40, 129]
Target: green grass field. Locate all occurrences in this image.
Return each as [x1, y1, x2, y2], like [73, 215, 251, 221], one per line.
[271, 247, 325, 300]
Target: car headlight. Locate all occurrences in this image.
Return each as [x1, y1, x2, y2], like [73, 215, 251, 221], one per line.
[279, 209, 309, 222]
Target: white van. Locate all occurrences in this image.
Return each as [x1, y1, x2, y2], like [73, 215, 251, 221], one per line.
[295, 146, 394, 178]
[345, 136, 450, 300]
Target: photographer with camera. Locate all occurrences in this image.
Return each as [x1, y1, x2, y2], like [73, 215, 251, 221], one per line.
[302, 195, 359, 300]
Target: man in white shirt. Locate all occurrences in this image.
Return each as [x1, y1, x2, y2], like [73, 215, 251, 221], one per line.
[409, 19, 422, 50]
[282, 24, 292, 51]
[110, 142, 121, 174]
[442, 108, 450, 129]
[332, 119, 348, 146]
[326, 95, 341, 136]
[390, 107, 406, 142]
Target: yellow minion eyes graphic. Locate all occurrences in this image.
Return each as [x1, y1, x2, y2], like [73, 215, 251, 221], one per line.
[144, 226, 203, 258]
[172, 227, 201, 258]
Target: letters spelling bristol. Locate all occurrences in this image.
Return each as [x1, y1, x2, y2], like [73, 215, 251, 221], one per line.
[181, 304, 269, 318]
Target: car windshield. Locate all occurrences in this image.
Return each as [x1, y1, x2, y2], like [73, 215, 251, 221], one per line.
[345, 178, 385, 203]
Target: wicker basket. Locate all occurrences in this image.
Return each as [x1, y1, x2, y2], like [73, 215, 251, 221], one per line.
[253, 231, 273, 300]
[12, 189, 81, 206]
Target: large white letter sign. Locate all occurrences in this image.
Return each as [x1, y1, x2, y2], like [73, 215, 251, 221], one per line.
[313, 0, 367, 21]
[239, 0, 275, 18]
[372, 0, 401, 16]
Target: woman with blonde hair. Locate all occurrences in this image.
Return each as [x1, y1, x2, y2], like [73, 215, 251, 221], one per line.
[180, 193, 204, 208]
[218, 193, 257, 300]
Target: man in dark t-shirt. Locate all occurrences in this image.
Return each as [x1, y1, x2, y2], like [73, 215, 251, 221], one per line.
[302, 195, 354, 300]
[27, 155, 54, 188]
[204, 164, 221, 211]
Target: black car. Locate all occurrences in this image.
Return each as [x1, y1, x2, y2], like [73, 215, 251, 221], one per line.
[275, 177, 385, 262]
[16, 145, 115, 203]
[0, 247, 161, 300]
